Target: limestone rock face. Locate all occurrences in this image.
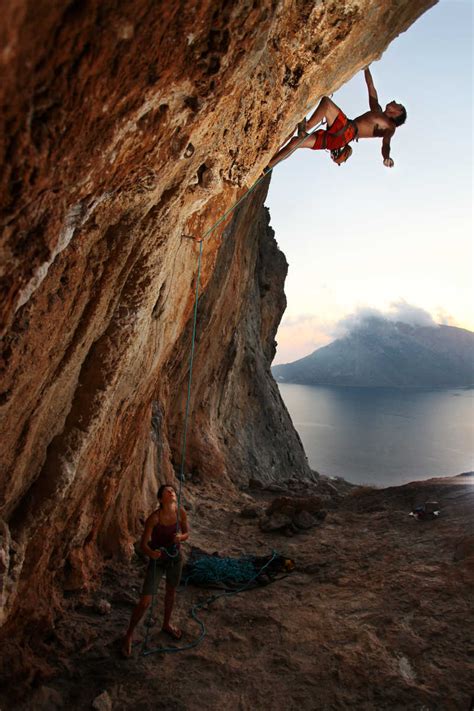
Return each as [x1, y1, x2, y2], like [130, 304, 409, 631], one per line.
[0, 0, 435, 643]
[166, 179, 311, 489]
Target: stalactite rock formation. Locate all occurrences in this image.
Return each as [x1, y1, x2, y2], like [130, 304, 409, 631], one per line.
[0, 0, 435, 645]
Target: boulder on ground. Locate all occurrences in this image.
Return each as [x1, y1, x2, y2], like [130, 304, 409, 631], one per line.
[265, 484, 288, 493]
[267, 496, 323, 517]
[292, 510, 319, 530]
[95, 599, 112, 615]
[259, 513, 292, 532]
[291, 509, 327, 532]
[92, 691, 112, 711]
[239, 506, 260, 519]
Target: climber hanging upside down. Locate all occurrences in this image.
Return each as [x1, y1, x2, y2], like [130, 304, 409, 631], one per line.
[266, 66, 406, 169]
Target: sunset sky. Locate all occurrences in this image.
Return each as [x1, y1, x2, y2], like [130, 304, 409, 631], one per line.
[267, 0, 473, 365]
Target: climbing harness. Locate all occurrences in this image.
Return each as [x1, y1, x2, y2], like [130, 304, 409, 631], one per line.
[317, 116, 358, 166]
[141, 113, 324, 656]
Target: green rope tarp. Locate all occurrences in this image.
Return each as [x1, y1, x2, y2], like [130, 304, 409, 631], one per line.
[183, 556, 257, 586]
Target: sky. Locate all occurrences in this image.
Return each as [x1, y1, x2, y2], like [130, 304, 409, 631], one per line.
[267, 0, 473, 365]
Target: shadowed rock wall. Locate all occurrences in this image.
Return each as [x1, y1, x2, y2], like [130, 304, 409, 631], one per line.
[166, 177, 311, 488]
[0, 0, 435, 639]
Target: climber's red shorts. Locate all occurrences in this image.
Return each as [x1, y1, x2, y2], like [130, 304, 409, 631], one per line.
[311, 110, 357, 150]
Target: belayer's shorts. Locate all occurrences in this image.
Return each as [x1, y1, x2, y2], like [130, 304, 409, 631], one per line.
[311, 110, 357, 151]
[142, 554, 183, 594]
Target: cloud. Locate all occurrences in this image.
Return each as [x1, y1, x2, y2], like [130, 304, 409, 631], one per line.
[275, 301, 462, 364]
[334, 300, 438, 338]
[434, 308, 458, 326]
[388, 300, 437, 327]
[280, 313, 328, 328]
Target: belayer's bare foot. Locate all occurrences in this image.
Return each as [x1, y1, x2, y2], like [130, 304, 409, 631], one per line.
[121, 636, 133, 658]
[161, 624, 182, 640]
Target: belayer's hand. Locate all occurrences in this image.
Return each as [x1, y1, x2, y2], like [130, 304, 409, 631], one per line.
[383, 158, 394, 168]
[151, 550, 162, 560]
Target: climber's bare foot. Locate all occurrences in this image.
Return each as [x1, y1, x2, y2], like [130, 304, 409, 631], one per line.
[121, 635, 133, 658]
[161, 624, 182, 640]
[297, 119, 308, 138]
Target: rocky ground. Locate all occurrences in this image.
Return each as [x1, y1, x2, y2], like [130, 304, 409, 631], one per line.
[2, 473, 473, 711]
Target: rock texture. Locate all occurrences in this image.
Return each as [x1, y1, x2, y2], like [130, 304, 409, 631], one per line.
[1, 0, 435, 664]
[166, 180, 312, 488]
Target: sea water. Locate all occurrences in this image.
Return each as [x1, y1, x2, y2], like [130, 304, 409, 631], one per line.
[278, 383, 474, 486]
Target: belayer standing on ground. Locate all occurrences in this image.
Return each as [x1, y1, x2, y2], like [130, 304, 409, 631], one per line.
[266, 66, 406, 170]
[123, 484, 189, 657]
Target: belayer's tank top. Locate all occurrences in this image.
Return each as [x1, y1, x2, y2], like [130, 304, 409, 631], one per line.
[150, 513, 180, 559]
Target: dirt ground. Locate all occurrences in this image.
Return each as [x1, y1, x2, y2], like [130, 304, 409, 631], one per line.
[3, 474, 473, 711]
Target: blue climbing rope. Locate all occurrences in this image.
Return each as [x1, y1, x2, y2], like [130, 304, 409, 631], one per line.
[184, 556, 257, 586]
[178, 238, 203, 490]
[141, 241, 203, 653]
[140, 118, 322, 656]
[141, 551, 280, 656]
[199, 118, 324, 243]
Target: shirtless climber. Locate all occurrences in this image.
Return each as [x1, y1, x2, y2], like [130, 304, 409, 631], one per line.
[266, 66, 406, 170]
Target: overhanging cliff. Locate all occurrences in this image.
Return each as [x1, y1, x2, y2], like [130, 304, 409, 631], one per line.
[1, 0, 436, 644]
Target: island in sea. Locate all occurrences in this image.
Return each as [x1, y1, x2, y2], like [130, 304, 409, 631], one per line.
[272, 320, 474, 389]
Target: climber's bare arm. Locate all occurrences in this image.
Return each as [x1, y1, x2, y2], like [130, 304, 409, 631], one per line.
[140, 512, 161, 559]
[174, 509, 189, 544]
[382, 128, 395, 167]
[364, 67, 382, 112]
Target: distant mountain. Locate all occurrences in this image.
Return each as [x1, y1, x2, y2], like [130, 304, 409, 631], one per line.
[272, 322, 474, 388]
